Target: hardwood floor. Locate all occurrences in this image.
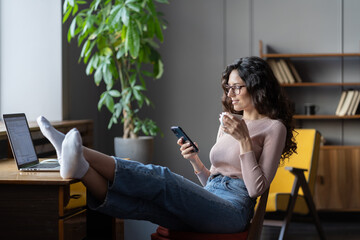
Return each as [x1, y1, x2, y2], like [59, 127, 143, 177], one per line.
[262, 213, 360, 240]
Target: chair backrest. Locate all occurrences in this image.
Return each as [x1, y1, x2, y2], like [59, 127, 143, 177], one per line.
[269, 129, 321, 197]
[247, 188, 269, 240]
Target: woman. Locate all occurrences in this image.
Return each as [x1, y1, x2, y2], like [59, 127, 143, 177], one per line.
[37, 56, 296, 233]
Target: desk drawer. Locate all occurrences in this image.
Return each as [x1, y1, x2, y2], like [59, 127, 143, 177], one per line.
[60, 209, 87, 240]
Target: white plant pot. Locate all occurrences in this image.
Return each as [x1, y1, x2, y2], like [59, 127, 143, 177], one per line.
[114, 136, 154, 164]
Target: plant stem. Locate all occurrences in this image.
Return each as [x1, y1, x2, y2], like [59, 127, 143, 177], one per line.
[115, 57, 136, 139]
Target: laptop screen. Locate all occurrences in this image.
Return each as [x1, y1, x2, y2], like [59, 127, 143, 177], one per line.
[3, 114, 38, 167]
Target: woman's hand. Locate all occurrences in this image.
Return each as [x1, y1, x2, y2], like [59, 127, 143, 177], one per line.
[221, 114, 250, 142]
[177, 138, 199, 163]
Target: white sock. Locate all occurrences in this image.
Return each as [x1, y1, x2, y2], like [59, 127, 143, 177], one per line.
[60, 128, 89, 179]
[37, 116, 64, 162]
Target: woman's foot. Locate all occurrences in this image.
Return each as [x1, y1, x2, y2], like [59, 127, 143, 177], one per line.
[37, 116, 64, 162]
[61, 128, 89, 179]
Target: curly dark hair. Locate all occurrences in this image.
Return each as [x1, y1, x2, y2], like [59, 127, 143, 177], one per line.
[221, 56, 297, 162]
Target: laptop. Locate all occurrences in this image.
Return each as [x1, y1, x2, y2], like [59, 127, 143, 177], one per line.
[3, 113, 60, 171]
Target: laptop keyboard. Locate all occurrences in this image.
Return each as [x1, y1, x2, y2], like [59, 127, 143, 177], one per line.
[29, 163, 60, 168]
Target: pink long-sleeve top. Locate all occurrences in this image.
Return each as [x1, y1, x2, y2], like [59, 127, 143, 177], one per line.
[196, 117, 286, 198]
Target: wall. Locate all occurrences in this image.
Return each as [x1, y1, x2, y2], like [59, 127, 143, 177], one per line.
[0, 0, 62, 121]
[64, 0, 360, 178]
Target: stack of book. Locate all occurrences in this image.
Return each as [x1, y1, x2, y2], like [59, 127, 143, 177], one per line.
[335, 90, 360, 116]
[267, 59, 303, 84]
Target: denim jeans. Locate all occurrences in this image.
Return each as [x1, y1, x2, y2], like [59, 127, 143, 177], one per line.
[88, 157, 256, 233]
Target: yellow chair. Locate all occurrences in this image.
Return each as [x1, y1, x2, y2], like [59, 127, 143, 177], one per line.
[265, 129, 326, 240]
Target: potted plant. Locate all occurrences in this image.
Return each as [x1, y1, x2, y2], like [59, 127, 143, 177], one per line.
[63, 0, 167, 163]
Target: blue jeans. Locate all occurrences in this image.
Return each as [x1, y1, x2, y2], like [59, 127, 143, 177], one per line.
[88, 157, 256, 233]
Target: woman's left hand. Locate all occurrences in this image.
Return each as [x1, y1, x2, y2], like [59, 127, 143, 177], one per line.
[221, 114, 250, 142]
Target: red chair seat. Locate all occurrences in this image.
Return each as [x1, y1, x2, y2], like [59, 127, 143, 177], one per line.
[150, 226, 249, 240]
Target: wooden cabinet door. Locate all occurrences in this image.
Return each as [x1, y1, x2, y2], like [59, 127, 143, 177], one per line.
[315, 146, 360, 210]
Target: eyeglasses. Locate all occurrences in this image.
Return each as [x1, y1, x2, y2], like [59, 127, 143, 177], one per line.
[224, 84, 246, 95]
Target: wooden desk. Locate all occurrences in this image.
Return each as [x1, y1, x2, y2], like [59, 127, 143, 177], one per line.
[0, 159, 87, 240]
[0, 120, 93, 240]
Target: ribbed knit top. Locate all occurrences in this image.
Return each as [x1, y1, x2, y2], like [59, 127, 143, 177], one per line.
[196, 117, 286, 198]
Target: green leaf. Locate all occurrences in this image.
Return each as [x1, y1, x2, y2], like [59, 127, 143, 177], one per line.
[105, 94, 115, 112]
[86, 56, 95, 75]
[154, 0, 169, 3]
[146, 17, 155, 38]
[121, 24, 127, 41]
[72, 3, 79, 16]
[124, 89, 132, 104]
[111, 115, 118, 124]
[63, 8, 72, 23]
[109, 90, 121, 97]
[109, 5, 122, 27]
[126, 21, 140, 58]
[126, 3, 140, 12]
[80, 40, 90, 58]
[154, 17, 163, 42]
[129, 74, 136, 87]
[125, 0, 138, 4]
[103, 64, 112, 87]
[114, 103, 123, 118]
[147, 0, 157, 16]
[93, 0, 101, 10]
[84, 40, 96, 63]
[94, 66, 103, 85]
[108, 119, 114, 129]
[154, 59, 164, 79]
[134, 125, 141, 134]
[69, 17, 77, 38]
[98, 92, 107, 110]
[142, 70, 153, 77]
[116, 47, 126, 59]
[132, 87, 142, 101]
[134, 85, 146, 91]
[63, 0, 70, 14]
[121, 7, 130, 26]
[67, 29, 72, 42]
[142, 124, 149, 135]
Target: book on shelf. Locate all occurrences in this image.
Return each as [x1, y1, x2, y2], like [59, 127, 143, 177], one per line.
[286, 60, 303, 83]
[279, 59, 295, 84]
[267, 59, 285, 84]
[267, 58, 302, 84]
[347, 90, 359, 115]
[335, 91, 347, 115]
[351, 92, 360, 115]
[336, 90, 360, 116]
[276, 59, 290, 83]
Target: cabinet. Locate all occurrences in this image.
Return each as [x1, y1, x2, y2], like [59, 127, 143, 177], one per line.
[260, 40, 360, 211]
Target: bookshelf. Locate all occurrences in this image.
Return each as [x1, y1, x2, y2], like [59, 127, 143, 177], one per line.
[259, 40, 360, 119]
[260, 40, 360, 211]
[282, 82, 360, 87]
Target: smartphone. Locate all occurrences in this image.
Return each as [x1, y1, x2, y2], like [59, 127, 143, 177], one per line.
[171, 126, 199, 152]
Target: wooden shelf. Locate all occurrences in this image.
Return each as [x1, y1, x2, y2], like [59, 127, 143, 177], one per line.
[262, 53, 360, 58]
[294, 115, 360, 120]
[282, 82, 360, 87]
[320, 145, 360, 149]
[259, 40, 360, 58]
